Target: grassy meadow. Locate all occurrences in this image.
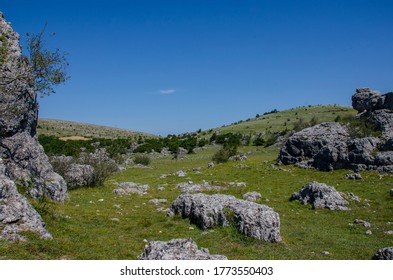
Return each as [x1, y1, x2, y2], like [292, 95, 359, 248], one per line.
[1, 145, 392, 260]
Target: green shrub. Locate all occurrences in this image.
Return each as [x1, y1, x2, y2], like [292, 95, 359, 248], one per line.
[134, 155, 151, 166]
[212, 149, 230, 163]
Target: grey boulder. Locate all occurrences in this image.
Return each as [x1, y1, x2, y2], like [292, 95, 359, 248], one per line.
[138, 238, 227, 260]
[372, 247, 393, 260]
[170, 193, 281, 242]
[290, 182, 350, 211]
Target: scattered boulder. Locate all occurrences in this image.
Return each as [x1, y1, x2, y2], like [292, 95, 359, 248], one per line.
[243, 192, 262, 202]
[176, 181, 225, 193]
[290, 182, 350, 211]
[63, 164, 94, 188]
[138, 238, 227, 260]
[148, 199, 167, 205]
[390, 189, 393, 197]
[345, 173, 362, 180]
[372, 247, 393, 260]
[354, 219, 371, 227]
[229, 154, 248, 161]
[169, 193, 281, 242]
[112, 182, 149, 195]
[208, 162, 215, 168]
[176, 170, 187, 177]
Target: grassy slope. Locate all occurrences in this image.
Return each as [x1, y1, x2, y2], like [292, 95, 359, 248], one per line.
[37, 118, 156, 139]
[211, 105, 356, 134]
[1, 104, 392, 260]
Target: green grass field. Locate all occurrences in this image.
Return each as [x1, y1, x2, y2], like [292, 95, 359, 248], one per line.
[211, 105, 356, 134]
[1, 145, 392, 260]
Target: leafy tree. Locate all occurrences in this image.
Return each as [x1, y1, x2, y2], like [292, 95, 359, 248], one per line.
[26, 23, 69, 97]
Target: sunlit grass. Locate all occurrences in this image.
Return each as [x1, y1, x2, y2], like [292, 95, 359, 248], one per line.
[1, 145, 392, 259]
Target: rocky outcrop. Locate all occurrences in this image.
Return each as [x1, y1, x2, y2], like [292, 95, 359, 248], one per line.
[138, 238, 227, 260]
[0, 13, 67, 201]
[372, 247, 393, 260]
[290, 182, 350, 211]
[278, 122, 349, 171]
[0, 12, 67, 240]
[0, 159, 51, 241]
[169, 193, 281, 242]
[278, 88, 393, 172]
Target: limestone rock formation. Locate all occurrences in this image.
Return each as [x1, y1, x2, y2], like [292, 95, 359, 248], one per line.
[372, 247, 393, 260]
[138, 238, 227, 260]
[0, 159, 51, 241]
[278, 88, 393, 172]
[278, 122, 349, 171]
[0, 12, 67, 240]
[0, 13, 67, 201]
[290, 182, 350, 211]
[169, 193, 281, 242]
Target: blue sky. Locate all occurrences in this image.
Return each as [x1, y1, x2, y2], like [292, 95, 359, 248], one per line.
[2, 0, 392, 135]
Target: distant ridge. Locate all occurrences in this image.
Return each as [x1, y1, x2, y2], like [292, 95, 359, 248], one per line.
[38, 118, 157, 139]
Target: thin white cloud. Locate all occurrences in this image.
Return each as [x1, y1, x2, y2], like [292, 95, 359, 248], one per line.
[159, 89, 176, 95]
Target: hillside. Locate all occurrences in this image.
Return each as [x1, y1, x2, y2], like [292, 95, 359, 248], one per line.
[37, 118, 156, 140]
[211, 104, 357, 135]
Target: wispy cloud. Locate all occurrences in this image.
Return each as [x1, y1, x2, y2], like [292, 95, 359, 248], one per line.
[159, 89, 176, 95]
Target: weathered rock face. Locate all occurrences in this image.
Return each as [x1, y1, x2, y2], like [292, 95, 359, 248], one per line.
[170, 193, 281, 242]
[0, 159, 51, 241]
[372, 247, 393, 260]
[64, 164, 94, 189]
[290, 182, 350, 211]
[279, 88, 393, 172]
[278, 122, 350, 171]
[138, 238, 227, 260]
[0, 13, 67, 201]
[352, 88, 393, 113]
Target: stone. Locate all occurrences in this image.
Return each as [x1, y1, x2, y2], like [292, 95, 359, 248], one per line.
[347, 137, 379, 167]
[148, 199, 167, 205]
[207, 162, 215, 168]
[352, 88, 383, 112]
[290, 182, 350, 211]
[176, 170, 187, 177]
[384, 230, 393, 235]
[345, 192, 361, 203]
[112, 182, 149, 195]
[0, 14, 67, 202]
[176, 181, 226, 193]
[243, 191, 262, 202]
[0, 159, 52, 241]
[170, 193, 281, 242]
[374, 151, 393, 166]
[372, 247, 393, 260]
[63, 164, 94, 188]
[345, 173, 362, 180]
[390, 189, 393, 197]
[278, 122, 349, 171]
[354, 219, 371, 227]
[138, 238, 227, 260]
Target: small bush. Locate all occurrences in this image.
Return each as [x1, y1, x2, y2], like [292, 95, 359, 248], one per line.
[134, 155, 151, 166]
[212, 149, 230, 163]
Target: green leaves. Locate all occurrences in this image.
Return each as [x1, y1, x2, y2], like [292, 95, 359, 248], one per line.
[26, 23, 69, 97]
